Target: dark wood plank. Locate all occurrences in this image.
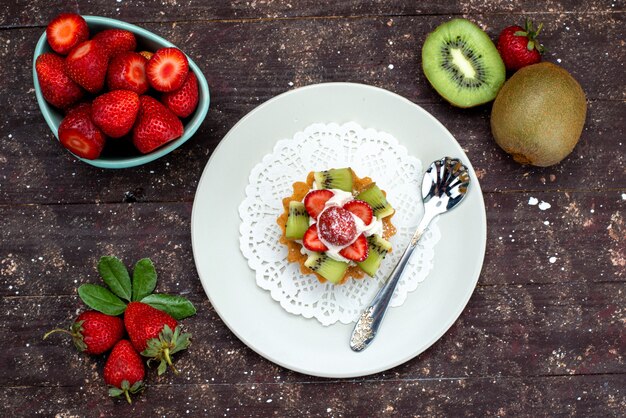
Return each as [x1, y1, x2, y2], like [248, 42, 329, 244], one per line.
[1, 13, 624, 205]
[3, 278, 624, 388]
[2, 100, 623, 205]
[2, 0, 624, 28]
[1, 187, 624, 300]
[3, 374, 624, 417]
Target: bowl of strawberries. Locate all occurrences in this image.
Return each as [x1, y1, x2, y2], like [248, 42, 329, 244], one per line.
[33, 14, 210, 168]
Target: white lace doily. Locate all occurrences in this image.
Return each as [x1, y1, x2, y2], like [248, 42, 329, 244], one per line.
[238, 122, 441, 326]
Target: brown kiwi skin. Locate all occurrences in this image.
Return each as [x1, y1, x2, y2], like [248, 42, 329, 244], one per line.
[490, 62, 587, 167]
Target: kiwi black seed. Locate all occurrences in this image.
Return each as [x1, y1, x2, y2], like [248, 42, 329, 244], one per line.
[422, 19, 505, 108]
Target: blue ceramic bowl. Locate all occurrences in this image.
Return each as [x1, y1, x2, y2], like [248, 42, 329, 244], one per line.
[33, 16, 210, 169]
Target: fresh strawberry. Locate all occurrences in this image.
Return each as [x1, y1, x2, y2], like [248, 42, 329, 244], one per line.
[35, 53, 84, 109]
[497, 19, 545, 71]
[104, 340, 145, 404]
[302, 224, 328, 252]
[161, 71, 199, 118]
[92, 90, 140, 138]
[43, 310, 124, 355]
[138, 50, 153, 60]
[46, 13, 89, 55]
[106, 52, 149, 94]
[339, 234, 369, 262]
[132, 96, 184, 154]
[124, 301, 191, 375]
[93, 29, 137, 58]
[318, 206, 357, 246]
[65, 40, 109, 93]
[146, 47, 189, 92]
[57, 103, 106, 160]
[343, 200, 373, 225]
[303, 189, 334, 219]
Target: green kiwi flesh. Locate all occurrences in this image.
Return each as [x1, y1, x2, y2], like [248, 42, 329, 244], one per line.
[314, 168, 353, 192]
[355, 184, 394, 219]
[304, 253, 349, 284]
[285, 201, 309, 239]
[422, 18, 505, 108]
[357, 234, 392, 277]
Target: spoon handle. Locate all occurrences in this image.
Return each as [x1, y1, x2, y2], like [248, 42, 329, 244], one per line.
[350, 212, 435, 352]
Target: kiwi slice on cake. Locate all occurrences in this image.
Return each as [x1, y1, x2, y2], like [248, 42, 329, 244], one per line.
[314, 168, 353, 192]
[355, 183, 394, 219]
[421, 18, 505, 108]
[285, 201, 309, 239]
[304, 253, 349, 284]
[357, 234, 392, 277]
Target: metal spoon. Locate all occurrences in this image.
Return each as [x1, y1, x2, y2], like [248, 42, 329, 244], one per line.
[349, 157, 471, 352]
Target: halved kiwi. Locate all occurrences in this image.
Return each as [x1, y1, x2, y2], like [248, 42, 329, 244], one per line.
[421, 18, 505, 108]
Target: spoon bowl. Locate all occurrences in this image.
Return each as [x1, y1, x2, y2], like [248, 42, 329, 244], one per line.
[350, 156, 471, 352]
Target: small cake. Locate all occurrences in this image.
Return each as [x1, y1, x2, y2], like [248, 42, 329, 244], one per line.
[278, 168, 396, 285]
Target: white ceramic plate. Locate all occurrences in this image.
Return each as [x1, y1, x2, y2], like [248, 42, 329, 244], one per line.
[191, 83, 486, 378]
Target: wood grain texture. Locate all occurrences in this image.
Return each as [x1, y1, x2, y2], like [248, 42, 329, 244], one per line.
[4, 375, 625, 417]
[0, 0, 624, 416]
[2, 0, 624, 28]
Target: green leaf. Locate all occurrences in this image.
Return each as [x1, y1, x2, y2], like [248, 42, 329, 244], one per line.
[157, 360, 167, 375]
[132, 258, 157, 301]
[98, 256, 132, 301]
[78, 284, 127, 316]
[140, 294, 196, 320]
[108, 387, 123, 397]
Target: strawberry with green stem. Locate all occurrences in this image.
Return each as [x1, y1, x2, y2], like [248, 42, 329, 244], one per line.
[43, 310, 124, 355]
[497, 18, 546, 71]
[104, 340, 145, 404]
[124, 301, 191, 375]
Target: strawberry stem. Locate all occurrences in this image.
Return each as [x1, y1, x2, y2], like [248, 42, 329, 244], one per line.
[124, 390, 132, 405]
[163, 347, 179, 375]
[43, 328, 74, 339]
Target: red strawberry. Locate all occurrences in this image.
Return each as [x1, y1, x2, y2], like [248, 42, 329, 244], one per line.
[132, 96, 184, 154]
[318, 206, 357, 246]
[106, 52, 149, 94]
[146, 47, 189, 92]
[339, 234, 369, 262]
[124, 301, 191, 375]
[35, 53, 84, 109]
[65, 40, 109, 93]
[57, 103, 106, 160]
[93, 29, 137, 58]
[43, 310, 124, 355]
[46, 13, 89, 55]
[302, 224, 328, 252]
[161, 71, 199, 118]
[92, 90, 140, 138]
[303, 189, 334, 219]
[104, 340, 145, 404]
[343, 200, 373, 225]
[497, 19, 545, 71]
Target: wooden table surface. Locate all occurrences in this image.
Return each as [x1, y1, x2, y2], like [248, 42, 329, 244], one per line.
[1, 1, 624, 416]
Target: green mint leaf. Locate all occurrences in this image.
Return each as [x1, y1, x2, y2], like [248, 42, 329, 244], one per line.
[132, 258, 157, 301]
[98, 256, 132, 301]
[78, 284, 127, 316]
[140, 294, 196, 320]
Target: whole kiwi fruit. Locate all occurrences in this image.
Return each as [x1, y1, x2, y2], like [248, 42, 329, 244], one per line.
[491, 62, 587, 166]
